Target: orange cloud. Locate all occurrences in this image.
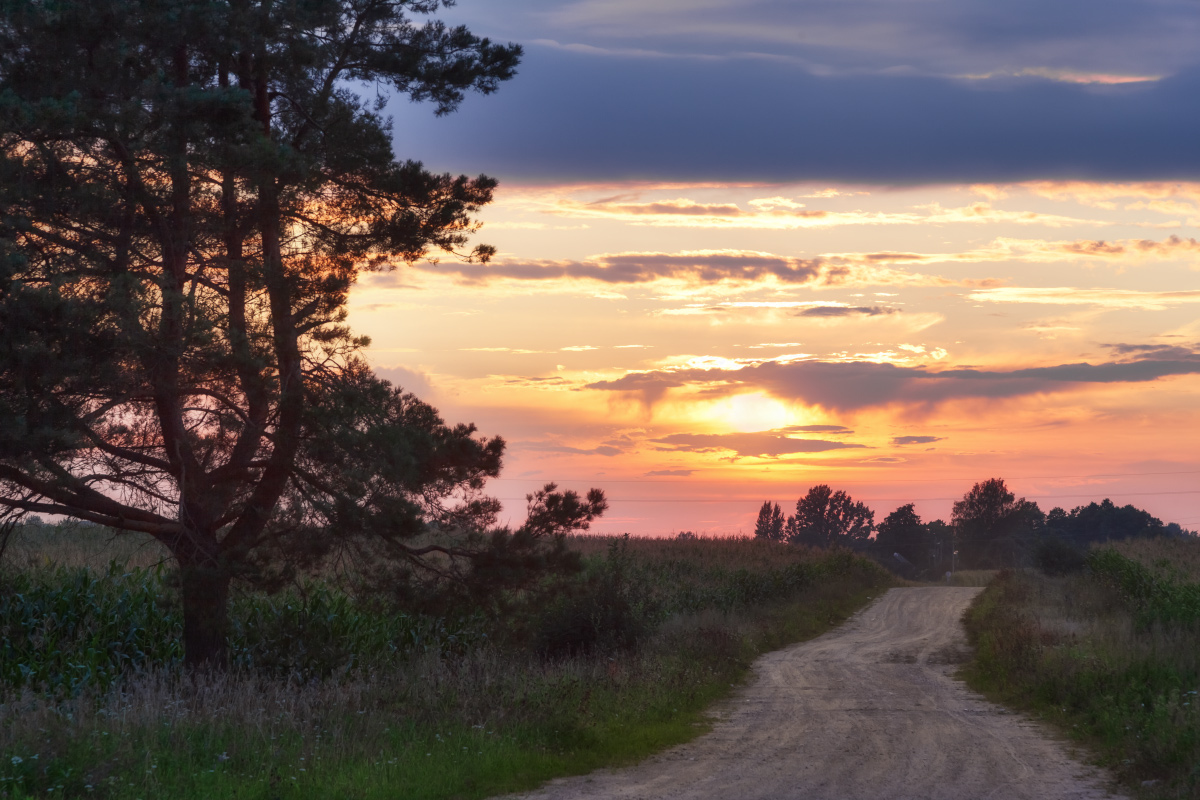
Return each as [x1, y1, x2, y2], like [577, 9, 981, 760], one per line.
[959, 67, 1161, 85]
[968, 287, 1200, 310]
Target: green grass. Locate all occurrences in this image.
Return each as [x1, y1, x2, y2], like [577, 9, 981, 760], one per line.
[961, 557, 1200, 799]
[0, 533, 889, 800]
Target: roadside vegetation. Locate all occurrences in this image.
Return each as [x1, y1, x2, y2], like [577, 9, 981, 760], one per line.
[962, 537, 1200, 799]
[0, 522, 889, 800]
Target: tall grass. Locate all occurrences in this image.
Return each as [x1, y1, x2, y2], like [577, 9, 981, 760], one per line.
[0, 532, 890, 800]
[1087, 548, 1200, 625]
[963, 541, 1200, 799]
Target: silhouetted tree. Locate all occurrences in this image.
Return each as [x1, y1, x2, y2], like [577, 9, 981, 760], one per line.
[924, 520, 954, 576]
[874, 503, 926, 575]
[0, 0, 602, 667]
[786, 485, 874, 549]
[952, 478, 1043, 568]
[1045, 499, 1165, 546]
[754, 501, 786, 541]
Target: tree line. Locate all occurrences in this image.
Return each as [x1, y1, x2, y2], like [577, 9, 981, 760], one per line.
[754, 478, 1196, 578]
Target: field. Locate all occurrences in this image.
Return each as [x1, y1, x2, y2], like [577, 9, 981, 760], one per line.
[0, 524, 890, 800]
[962, 536, 1200, 799]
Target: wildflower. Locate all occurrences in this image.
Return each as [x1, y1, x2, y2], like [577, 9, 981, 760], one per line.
[10, 757, 22, 765]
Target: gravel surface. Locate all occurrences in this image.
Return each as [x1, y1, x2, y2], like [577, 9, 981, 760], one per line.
[507, 587, 1126, 800]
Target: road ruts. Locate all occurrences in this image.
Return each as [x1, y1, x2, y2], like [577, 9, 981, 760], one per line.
[505, 587, 1126, 800]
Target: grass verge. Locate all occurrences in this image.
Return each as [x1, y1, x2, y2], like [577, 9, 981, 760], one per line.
[1, 536, 887, 800]
[961, 557, 1200, 799]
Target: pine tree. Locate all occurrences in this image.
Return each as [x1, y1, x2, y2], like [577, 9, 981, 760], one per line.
[0, 0, 602, 666]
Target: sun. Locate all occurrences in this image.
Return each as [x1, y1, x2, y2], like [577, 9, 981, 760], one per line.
[718, 393, 790, 433]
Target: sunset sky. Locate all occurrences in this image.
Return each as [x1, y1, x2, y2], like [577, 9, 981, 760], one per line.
[351, 0, 1200, 534]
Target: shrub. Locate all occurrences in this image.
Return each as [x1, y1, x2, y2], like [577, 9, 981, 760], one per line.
[1034, 537, 1086, 576]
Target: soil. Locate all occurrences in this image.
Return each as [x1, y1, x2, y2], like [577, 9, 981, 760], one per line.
[507, 587, 1126, 800]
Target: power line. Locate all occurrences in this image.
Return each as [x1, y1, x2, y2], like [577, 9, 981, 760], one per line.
[493, 489, 1200, 504]
[489, 468, 1200, 485]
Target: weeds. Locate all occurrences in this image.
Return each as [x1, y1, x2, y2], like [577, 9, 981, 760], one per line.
[0, 533, 890, 799]
[963, 549, 1200, 799]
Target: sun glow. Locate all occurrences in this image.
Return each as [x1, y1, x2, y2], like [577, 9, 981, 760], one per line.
[717, 393, 791, 433]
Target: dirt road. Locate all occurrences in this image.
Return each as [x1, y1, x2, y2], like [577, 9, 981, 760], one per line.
[510, 587, 1124, 800]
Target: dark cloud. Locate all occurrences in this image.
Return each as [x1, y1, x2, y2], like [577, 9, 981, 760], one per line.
[650, 432, 867, 458]
[445, 0, 1200, 79]
[797, 305, 899, 318]
[645, 469, 695, 476]
[778, 424, 854, 434]
[892, 435, 946, 445]
[587, 351, 1200, 411]
[390, 46, 1200, 183]
[410, 251, 823, 285]
[1103, 343, 1200, 360]
[1059, 237, 1200, 257]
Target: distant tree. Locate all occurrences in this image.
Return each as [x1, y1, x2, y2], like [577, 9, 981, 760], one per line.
[952, 479, 1043, 568]
[924, 520, 954, 575]
[787, 485, 874, 549]
[1164, 522, 1200, 539]
[1046, 499, 1164, 546]
[0, 0, 607, 667]
[753, 501, 786, 541]
[874, 503, 925, 574]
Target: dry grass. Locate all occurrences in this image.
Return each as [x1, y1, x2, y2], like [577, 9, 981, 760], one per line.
[945, 569, 998, 586]
[2, 522, 170, 571]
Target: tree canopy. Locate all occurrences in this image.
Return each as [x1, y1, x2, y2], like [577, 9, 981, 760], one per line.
[0, 0, 601, 666]
[786, 484, 874, 549]
[753, 500, 786, 542]
[951, 478, 1044, 568]
[1045, 499, 1165, 546]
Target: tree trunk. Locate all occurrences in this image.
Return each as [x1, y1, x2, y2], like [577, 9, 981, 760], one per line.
[180, 558, 231, 668]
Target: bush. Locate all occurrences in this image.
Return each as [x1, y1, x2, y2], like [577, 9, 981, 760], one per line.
[1034, 537, 1086, 576]
[535, 537, 648, 658]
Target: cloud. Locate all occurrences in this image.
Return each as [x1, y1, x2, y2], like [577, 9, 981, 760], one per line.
[396, 233, 1200, 293]
[650, 431, 867, 458]
[542, 197, 919, 229]
[516, 442, 625, 457]
[797, 305, 899, 318]
[645, 469, 695, 476]
[388, 45, 1200, 184]
[892, 435, 946, 445]
[959, 68, 1160, 85]
[501, 376, 576, 387]
[417, 250, 822, 285]
[375, 366, 435, 398]
[585, 350, 1200, 411]
[1103, 343, 1200, 361]
[968, 287, 1200, 310]
[778, 424, 855, 434]
[405, 249, 965, 288]
[537, 0, 1200, 83]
